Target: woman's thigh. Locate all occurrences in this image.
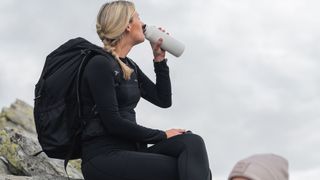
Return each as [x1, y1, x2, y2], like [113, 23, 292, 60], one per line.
[82, 150, 179, 180]
[147, 133, 206, 156]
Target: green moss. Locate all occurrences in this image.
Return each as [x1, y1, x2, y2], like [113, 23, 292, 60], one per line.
[0, 115, 7, 129]
[0, 110, 7, 128]
[69, 159, 82, 172]
[0, 130, 23, 171]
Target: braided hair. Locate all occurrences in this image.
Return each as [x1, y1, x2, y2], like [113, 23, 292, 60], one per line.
[96, 1, 135, 80]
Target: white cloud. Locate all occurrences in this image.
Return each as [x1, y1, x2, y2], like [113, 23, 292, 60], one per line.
[291, 166, 320, 180]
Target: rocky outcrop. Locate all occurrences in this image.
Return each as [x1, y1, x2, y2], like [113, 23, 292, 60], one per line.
[0, 99, 83, 180]
[0, 100, 36, 134]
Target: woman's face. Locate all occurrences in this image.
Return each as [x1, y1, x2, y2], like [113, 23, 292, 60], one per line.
[127, 12, 145, 45]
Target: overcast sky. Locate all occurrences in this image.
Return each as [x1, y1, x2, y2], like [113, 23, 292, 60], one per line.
[1, 0, 320, 179]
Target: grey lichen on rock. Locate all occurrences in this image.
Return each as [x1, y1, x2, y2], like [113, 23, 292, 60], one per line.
[0, 99, 84, 180]
[0, 127, 84, 179]
[0, 174, 83, 180]
[0, 175, 32, 180]
[0, 129, 22, 174]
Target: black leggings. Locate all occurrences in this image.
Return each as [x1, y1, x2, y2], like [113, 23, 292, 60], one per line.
[81, 133, 211, 180]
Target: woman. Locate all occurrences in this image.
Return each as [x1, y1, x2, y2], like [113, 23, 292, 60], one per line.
[80, 1, 211, 180]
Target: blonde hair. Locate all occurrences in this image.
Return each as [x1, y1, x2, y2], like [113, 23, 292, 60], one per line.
[96, 1, 135, 80]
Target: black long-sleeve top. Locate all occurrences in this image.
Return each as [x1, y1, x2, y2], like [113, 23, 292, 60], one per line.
[80, 53, 171, 161]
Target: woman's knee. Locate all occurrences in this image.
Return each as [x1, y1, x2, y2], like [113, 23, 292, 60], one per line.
[179, 133, 206, 147]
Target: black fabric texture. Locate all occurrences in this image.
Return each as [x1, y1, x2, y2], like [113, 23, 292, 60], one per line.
[80, 54, 171, 161]
[34, 37, 108, 160]
[81, 133, 211, 180]
[80, 54, 211, 180]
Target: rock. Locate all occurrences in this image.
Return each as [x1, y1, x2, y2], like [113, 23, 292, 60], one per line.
[0, 99, 36, 135]
[0, 156, 10, 174]
[0, 100, 83, 180]
[0, 128, 83, 179]
[0, 175, 32, 180]
[0, 174, 82, 180]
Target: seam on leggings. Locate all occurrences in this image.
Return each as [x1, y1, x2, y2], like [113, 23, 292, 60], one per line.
[182, 141, 189, 180]
[155, 134, 192, 180]
[177, 136, 195, 180]
[174, 139, 189, 180]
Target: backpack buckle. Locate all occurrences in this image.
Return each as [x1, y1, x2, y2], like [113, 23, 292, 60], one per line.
[81, 49, 91, 56]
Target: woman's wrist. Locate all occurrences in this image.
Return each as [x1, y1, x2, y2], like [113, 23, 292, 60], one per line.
[153, 57, 167, 62]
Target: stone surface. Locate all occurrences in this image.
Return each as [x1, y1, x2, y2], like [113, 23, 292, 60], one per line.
[0, 100, 35, 134]
[0, 157, 10, 174]
[0, 99, 83, 180]
[0, 174, 82, 180]
[0, 175, 31, 180]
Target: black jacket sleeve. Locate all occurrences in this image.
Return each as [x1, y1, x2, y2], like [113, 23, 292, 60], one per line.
[84, 55, 166, 143]
[136, 60, 172, 108]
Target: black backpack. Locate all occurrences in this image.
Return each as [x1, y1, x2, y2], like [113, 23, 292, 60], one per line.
[33, 37, 110, 167]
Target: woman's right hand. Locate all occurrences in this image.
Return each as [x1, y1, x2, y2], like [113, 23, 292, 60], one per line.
[165, 128, 186, 138]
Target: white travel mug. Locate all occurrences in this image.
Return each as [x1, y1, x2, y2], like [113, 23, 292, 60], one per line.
[143, 25, 185, 57]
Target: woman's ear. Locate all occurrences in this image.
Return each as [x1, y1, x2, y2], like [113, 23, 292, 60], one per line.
[126, 24, 132, 32]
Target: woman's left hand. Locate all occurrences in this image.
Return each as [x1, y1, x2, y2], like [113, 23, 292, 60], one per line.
[150, 27, 167, 62]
